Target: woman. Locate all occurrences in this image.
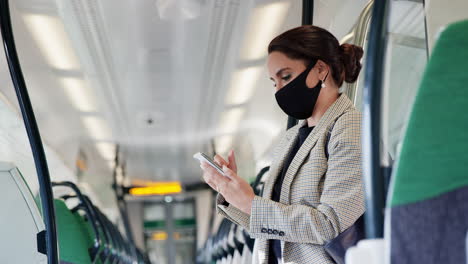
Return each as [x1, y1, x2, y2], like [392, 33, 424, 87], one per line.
[200, 25, 365, 264]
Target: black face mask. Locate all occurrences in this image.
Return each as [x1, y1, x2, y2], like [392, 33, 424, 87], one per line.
[275, 60, 324, 119]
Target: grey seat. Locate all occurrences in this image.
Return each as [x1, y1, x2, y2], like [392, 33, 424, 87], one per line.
[0, 162, 47, 263]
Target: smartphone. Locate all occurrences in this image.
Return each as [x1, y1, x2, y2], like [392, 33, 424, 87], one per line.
[193, 152, 228, 177]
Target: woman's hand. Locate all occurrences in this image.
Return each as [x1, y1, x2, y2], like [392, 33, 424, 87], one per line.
[200, 150, 255, 215]
[213, 150, 237, 173]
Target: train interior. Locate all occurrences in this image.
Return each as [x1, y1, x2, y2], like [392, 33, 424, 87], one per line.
[0, 0, 467, 263]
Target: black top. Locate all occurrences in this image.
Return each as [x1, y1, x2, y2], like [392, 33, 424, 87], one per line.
[269, 125, 314, 263]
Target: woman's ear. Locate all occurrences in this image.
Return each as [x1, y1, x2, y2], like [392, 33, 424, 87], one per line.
[316, 60, 330, 80]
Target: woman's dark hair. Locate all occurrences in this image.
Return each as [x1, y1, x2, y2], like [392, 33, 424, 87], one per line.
[268, 25, 363, 87]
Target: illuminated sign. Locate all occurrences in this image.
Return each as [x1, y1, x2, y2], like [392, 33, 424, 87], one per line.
[129, 182, 182, 196]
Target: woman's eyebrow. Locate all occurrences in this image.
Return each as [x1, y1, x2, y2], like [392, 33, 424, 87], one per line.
[276, 67, 290, 77]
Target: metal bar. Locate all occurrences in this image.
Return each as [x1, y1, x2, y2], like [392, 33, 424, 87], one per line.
[302, 0, 314, 25]
[286, 0, 314, 130]
[0, 1, 58, 262]
[361, 0, 390, 239]
[112, 155, 138, 262]
[165, 201, 176, 264]
[422, 0, 430, 58]
[342, 0, 374, 105]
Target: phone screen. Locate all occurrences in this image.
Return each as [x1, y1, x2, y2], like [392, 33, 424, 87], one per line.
[193, 152, 227, 176]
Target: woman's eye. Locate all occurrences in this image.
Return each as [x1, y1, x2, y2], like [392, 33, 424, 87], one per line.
[281, 74, 291, 82]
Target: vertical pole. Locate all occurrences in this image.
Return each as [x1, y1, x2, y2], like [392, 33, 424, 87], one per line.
[361, 0, 390, 239]
[301, 0, 313, 25]
[0, 1, 58, 262]
[287, 0, 314, 130]
[165, 200, 176, 264]
[113, 148, 138, 262]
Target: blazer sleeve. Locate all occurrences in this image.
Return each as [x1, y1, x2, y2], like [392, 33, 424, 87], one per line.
[214, 128, 294, 230]
[216, 194, 251, 230]
[248, 111, 365, 245]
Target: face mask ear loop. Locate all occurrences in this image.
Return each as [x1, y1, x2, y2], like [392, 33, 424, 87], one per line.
[321, 70, 330, 88]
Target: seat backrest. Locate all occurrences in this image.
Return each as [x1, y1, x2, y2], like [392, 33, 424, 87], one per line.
[55, 199, 92, 264]
[389, 19, 468, 207]
[388, 20, 468, 264]
[0, 162, 47, 263]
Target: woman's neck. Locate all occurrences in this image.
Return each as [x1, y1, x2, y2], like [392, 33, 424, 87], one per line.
[306, 84, 339, 127]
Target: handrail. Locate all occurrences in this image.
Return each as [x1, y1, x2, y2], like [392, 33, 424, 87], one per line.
[361, 0, 389, 239]
[251, 166, 270, 195]
[83, 196, 113, 263]
[0, 1, 59, 262]
[342, 0, 374, 105]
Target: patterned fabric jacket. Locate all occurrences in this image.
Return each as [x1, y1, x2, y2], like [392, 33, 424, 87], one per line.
[217, 94, 365, 264]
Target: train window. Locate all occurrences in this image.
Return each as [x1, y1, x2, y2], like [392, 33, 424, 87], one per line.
[340, 1, 428, 163]
[382, 1, 428, 161]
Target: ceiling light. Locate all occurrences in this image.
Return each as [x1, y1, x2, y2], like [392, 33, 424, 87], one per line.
[61, 77, 97, 113]
[215, 135, 234, 155]
[218, 107, 245, 135]
[129, 182, 182, 196]
[96, 142, 116, 161]
[155, 0, 201, 20]
[225, 66, 263, 105]
[241, 2, 291, 60]
[23, 14, 79, 70]
[82, 116, 112, 140]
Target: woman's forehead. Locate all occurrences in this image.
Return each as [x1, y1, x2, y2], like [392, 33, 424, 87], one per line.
[267, 52, 304, 75]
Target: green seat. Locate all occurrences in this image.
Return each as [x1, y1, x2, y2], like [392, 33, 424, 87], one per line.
[55, 199, 92, 264]
[388, 20, 468, 264]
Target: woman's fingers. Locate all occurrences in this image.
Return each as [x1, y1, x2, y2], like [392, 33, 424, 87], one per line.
[214, 155, 228, 167]
[220, 165, 255, 214]
[228, 150, 237, 173]
[222, 165, 239, 182]
[201, 162, 231, 190]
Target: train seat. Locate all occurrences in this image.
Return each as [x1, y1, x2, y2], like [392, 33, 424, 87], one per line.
[232, 225, 245, 263]
[388, 19, 468, 264]
[0, 162, 47, 263]
[54, 199, 92, 264]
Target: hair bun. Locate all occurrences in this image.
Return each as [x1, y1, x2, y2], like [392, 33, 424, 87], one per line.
[340, 43, 364, 83]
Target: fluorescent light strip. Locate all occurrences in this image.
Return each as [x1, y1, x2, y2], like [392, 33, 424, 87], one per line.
[108, 160, 117, 171]
[215, 135, 234, 155]
[241, 2, 291, 60]
[61, 77, 97, 112]
[23, 14, 79, 70]
[82, 116, 112, 140]
[95, 142, 116, 160]
[218, 107, 245, 135]
[225, 66, 263, 105]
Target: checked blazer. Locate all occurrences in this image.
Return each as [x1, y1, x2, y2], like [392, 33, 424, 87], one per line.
[216, 94, 365, 264]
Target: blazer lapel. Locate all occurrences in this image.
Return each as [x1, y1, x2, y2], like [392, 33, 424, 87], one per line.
[279, 95, 353, 204]
[262, 125, 300, 199]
